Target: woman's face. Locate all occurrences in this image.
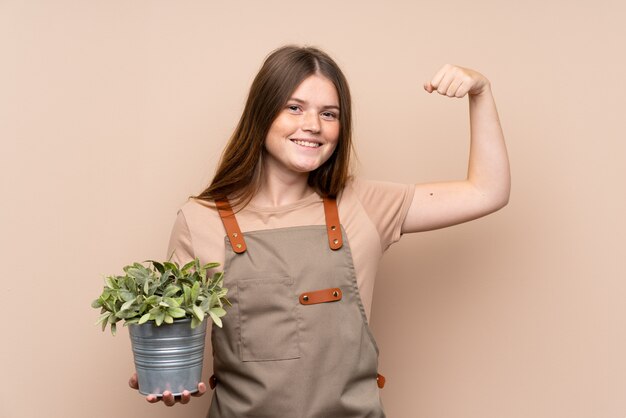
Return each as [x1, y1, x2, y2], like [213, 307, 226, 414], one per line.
[264, 74, 340, 177]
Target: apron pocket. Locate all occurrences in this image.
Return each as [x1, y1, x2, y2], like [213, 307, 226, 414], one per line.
[237, 276, 301, 362]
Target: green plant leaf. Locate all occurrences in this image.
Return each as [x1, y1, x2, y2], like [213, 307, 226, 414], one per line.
[118, 308, 140, 319]
[160, 270, 171, 286]
[138, 313, 151, 324]
[209, 292, 219, 306]
[122, 274, 133, 288]
[102, 299, 115, 313]
[144, 295, 158, 305]
[120, 299, 135, 312]
[145, 260, 165, 274]
[95, 312, 110, 326]
[126, 267, 145, 281]
[155, 311, 165, 326]
[203, 262, 220, 270]
[209, 310, 223, 328]
[210, 307, 226, 317]
[163, 314, 173, 324]
[183, 284, 191, 304]
[120, 290, 135, 302]
[105, 277, 117, 289]
[191, 316, 200, 329]
[192, 305, 204, 322]
[163, 297, 180, 308]
[191, 281, 200, 302]
[181, 260, 196, 273]
[168, 307, 186, 318]
[163, 262, 178, 275]
[94, 257, 225, 332]
[148, 282, 159, 296]
[163, 285, 179, 297]
[110, 323, 117, 336]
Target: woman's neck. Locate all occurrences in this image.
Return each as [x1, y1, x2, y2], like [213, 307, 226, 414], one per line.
[250, 166, 315, 208]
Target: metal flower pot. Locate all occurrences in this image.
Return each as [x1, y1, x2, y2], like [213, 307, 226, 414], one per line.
[128, 317, 207, 396]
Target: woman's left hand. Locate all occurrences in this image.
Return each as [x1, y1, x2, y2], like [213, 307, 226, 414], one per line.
[128, 372, 207, 406]
[424, 64, 490, 98]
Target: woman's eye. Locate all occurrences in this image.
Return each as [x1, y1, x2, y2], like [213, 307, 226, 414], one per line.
[287, 105, 301, 112]
[321, 111, 337, 120]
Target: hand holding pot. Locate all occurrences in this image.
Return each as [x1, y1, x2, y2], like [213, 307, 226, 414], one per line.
[128, 372, 207, 406]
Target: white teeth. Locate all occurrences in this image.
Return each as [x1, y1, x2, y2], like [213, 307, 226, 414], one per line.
[292, 139, 321, 148]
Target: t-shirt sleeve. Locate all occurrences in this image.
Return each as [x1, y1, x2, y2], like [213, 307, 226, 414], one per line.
[351, 178, 415, 251]
[166, 209, 195, 265]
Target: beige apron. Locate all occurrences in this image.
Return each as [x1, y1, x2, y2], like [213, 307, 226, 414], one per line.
[207, 197, 386, 418]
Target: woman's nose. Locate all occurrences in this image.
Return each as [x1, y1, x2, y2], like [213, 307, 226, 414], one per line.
[302, 111, 321, 133]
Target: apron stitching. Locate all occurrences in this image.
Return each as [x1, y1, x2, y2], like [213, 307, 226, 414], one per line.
[339, 225, 382, 357]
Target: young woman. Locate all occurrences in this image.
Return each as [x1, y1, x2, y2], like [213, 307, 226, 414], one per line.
[129, 45, 510, 416]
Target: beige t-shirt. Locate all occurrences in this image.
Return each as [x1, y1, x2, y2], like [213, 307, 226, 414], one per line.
[166, 177, 415, 323]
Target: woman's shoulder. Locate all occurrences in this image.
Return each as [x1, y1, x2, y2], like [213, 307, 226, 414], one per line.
[176, 197, 222, 229]
[342, 176, 414, 200]
[178, 196, 214, 213]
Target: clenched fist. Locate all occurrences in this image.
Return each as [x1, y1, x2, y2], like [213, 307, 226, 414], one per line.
[424, 64, 490, 98]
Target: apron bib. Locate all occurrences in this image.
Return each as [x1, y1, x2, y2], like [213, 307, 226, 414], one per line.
[207, 197, 386, 418]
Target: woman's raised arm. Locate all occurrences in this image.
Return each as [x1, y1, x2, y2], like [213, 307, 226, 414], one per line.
[401, 64, 511, 234]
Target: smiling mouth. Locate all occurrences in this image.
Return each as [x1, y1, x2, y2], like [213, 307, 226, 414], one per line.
[290, 139, 322, 148]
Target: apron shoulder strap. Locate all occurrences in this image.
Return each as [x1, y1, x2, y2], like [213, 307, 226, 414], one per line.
[323, 197, 343, 251]
[216, 197, 341, 253]
[215, 199, 247, 254]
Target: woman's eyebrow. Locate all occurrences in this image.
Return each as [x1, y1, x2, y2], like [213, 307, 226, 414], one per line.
[289, 97, 340, 111]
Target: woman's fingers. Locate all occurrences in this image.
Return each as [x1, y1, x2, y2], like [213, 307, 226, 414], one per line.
[162, 391, 176, 407]
[193, 381, 207, 397]
[179, 390, 191, 405]
[426, 65, 449, 93]
[133, 375, 208, 405]
[131, 373, 161, 403]
[424, 64, 488, 98]
[128, 373, 139, 390]
[446, 77, 463, 97]
[454, 80, 471, 98]
[438, 71, 457, 96]
[146, 394, 160, 403]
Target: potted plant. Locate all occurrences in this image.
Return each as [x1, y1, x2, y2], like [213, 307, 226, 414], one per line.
[92, 258, 230, 396]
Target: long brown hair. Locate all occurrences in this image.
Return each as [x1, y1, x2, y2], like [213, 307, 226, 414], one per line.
[192, 45, 353, 208]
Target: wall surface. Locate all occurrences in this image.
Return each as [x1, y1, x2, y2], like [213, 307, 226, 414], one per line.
[1, 1, 624, 417]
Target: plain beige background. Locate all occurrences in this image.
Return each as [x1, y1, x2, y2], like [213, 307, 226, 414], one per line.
[1, 1, 624, 417]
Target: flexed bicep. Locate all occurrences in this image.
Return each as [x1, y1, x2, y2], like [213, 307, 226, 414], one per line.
[402, 180, 506, 233]
[401, 65, 510, 234]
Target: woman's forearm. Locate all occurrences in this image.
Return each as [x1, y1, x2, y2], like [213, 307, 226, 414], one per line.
[466, 83, 511, 210]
